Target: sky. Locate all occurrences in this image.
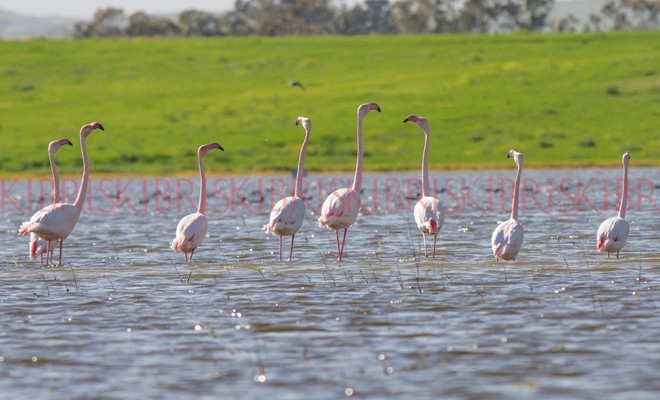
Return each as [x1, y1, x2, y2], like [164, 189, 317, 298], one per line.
[0, 0, 236, 19]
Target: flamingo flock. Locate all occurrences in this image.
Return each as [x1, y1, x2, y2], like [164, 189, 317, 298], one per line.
[17, 106, 634, 266]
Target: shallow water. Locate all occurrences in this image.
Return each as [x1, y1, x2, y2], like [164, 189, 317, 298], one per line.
[1, 168, 659, 399]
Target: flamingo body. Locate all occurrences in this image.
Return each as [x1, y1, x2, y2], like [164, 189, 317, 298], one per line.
[491, 219, 524, 261]
[172, 212, 208, 255]
[171, 142, 223, 263]
[20, 203, 80, 243]
[597, 152, 631, 259]
[319, 188, 361, 230]
[267, 116, 311, 261]
[491, 149, 525, 261]
[319, 102, 380, 261]
[268, 197, 306, 237]
[18, 122, 103, 265]
[597, 217, 629, 257]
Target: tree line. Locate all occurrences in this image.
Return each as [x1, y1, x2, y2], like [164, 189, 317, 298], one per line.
[72, 0, 660, 38]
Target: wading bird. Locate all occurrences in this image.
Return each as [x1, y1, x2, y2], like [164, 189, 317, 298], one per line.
[29, 138, 73, 264]
[19, 122, 104, 266]
[597, 152, 631, 258]
[403, 115, 445, 258]
[491, 149, 524, 261]
[171, 142, 224, 263]
[318, 102, 380, 262]
[266, 116, 311, 261]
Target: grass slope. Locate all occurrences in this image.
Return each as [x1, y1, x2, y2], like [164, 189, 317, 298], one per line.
[1, 33, 659, 177]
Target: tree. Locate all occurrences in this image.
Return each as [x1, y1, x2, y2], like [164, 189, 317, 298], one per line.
[73, 7, 126, 38]
[178, 9, 222, 36]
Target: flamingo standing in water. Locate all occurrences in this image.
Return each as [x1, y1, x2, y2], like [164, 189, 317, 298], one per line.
[597, 152, 631, 259]
[19, 122, 104, 266]
[491, 149, 525, 261]
[29, 138, 73, 264]
[403, 115, 446, 258]
[171, 142, 224, 263]
[318, 102, 380, 261]
[266, 116, 311, 261]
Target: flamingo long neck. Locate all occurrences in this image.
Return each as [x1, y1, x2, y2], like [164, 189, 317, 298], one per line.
[618, 160, 629, 219]
[294, 129, 310, 198]
[421, 129, 430, 197]
[73, 135, 89, 211]
[352, 115, 364, 192]
[511, 161, 522, 221]
[49, 150, 60, 203]
[197, 153, 208, 214]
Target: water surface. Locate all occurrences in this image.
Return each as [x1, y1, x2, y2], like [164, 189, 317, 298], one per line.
[1, 169, 659, 399]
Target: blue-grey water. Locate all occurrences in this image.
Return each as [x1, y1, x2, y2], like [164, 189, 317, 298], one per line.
[1, 168, 659, 399]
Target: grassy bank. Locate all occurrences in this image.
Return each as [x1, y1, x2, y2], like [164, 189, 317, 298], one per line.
[1, 32, 659, 177]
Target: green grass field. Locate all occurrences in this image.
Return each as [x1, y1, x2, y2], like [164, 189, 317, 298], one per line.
[1, 32, 659, 177]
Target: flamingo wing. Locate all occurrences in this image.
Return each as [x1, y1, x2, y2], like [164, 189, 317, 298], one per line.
[267, 196, 306, 237]
[172, 212, 208, 253]
[318, 188, 361, 230]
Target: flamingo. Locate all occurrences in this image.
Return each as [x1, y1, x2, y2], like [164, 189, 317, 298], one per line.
[491, 149, 525, 261]
[403, 115, 446, 258]
[266, 116, 311, 261]
[19, 122, 104, 266]
[29, 138, 73, 264]
[171, 142, 224, 263]
[597, 152, 631, 259]
[318, 102, 380, 261]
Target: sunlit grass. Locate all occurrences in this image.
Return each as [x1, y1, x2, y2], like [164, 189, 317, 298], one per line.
[1, 32, 659, 177]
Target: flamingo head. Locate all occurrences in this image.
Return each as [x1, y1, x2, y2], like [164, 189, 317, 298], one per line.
[199, 142, 224, 157]
[358, 102, 381, 117]
[49, 138, 73, 154]
[403, 114, 429, 134]
[507, 149, 523, 167]
[296, 116, 312, 132]
[622, 151, 630, 166]
[80, 122, 104, 137]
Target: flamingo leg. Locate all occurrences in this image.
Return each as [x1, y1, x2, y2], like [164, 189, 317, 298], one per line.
[288, 235, 295, 261]
[278, 236, 284, 261]
[335, 230, 341, 260]
[432, 235, 438, 259]
[187, 248, 196, 263]
[339, 229, 348, 262]
[422, 234, 428, 258]
[57, 241, 63, 266]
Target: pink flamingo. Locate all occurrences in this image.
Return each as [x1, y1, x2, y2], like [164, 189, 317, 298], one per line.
[597, 152, 631, 258]
[29, 138, 73, 264]
[171, 142, 224, 263]
[403, 115, 446, 258]
[266, 116, 311, 261]
[318, 102, 380, 261]
[19, 122, 104, 266]
[491, 149, 525, 261]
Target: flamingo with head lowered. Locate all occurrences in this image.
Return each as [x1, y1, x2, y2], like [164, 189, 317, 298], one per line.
[318, 102, 380, 262]
[171, 142, 224, 263]
[266, 116, 311, 261]
[597, 152, 631, 259]
[491, 149, 525, 261]
[29, 138, 73, 264]
[404, 115, 446, 258]
[19, 122, 104, 266]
